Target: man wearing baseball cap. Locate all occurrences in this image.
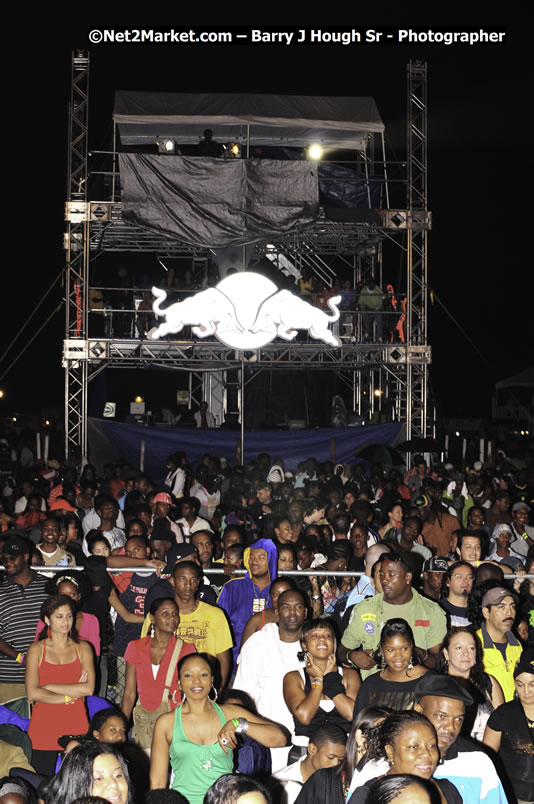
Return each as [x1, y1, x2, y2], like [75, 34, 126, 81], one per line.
[421, 556, 448, 601]
[477, 586, 523, 701]
[509, 501, 534, 557]
[413, 674, 507, 804]
[152, 491, 183, 543]
[0, 533, 47, 705]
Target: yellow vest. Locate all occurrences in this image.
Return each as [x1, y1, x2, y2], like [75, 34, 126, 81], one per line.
[476, 624, 523, 701]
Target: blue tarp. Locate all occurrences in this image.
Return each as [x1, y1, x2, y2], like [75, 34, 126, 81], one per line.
[88, 418, 403, 480]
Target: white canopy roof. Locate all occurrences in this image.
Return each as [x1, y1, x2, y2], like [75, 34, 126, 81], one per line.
[114, 91, 384, 149]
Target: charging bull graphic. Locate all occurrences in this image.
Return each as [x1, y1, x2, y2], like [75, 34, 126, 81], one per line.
[150, 287, 243, 338]
[251, 290, 341, 347]
[149, 272, 341, 350]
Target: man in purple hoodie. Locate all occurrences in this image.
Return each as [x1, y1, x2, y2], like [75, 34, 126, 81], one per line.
[217, 537, 278, 664]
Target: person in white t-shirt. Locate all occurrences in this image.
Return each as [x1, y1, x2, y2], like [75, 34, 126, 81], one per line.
[274, 722, 347, 804]
[233, 589, 307, 771]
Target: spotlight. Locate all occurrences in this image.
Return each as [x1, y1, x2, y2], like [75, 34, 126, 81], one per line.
[157, 138, 176, 154]
[0, 390, 4, 398]
[374, 389, 383, 397]
[455, 431, 460, 437]
[223, 142, 241, 158]
[12, 417, 16, 422]
[134, 395, 144, 404]
[307, 144, 323, 160]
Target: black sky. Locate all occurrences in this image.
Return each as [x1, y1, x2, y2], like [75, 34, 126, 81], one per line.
[3, 17, 523, 422]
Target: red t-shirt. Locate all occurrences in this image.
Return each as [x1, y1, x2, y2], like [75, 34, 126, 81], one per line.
[124, 634, 195, 710]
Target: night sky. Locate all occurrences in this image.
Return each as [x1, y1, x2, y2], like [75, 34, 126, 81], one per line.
[3, 17, 522, 425]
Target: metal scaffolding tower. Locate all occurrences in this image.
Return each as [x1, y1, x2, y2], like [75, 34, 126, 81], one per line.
[63, 53, 432, 461]
[63, 51, 90, 461]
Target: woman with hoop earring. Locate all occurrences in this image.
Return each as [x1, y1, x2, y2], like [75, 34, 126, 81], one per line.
[25, 593, 95, 776]
[354, 618, 431, 714]
[121, 597, 196, 750]
[150, 653, 287, 804]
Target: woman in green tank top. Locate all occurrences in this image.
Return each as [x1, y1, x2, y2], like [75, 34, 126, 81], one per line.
[150, 653, 288, 804]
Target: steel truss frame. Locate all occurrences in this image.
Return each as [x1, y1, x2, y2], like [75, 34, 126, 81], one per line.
[64, 52, 90, 461]
[64, 55, 431, 460]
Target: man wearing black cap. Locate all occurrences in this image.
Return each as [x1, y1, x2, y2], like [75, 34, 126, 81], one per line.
[421, 556, 448, 601]
[147, 518, 175, 563]
[413, 674, 507, 804]
[477, 585, 523, 701]
[0, 534, 47, 704]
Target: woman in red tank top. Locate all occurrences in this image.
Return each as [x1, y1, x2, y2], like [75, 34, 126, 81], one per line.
[26, 593, 95, 775]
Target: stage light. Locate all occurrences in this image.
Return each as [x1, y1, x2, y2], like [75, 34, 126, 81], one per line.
[157, 138, 175, 154]
[44, 420, 51, 427]
[455, 431, 460, 437]
[12, 417, 16, 422]
[0, 390, 4, 398]
[223, 142, 241, 158]
[307, 144, 323, 160]
[134, 395, 144, 403]
[374, 389, 383, 397]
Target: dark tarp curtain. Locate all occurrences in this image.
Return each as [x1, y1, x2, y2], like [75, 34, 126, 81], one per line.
[88, 418, 403, 480]
[119, 153, 319, 248]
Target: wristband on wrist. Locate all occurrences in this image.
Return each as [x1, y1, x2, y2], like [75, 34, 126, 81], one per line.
[346, 649, 358, 670]
[233, 717, 248, 735]
[15, 652, 25, 664]
[323, 671, 345, 698]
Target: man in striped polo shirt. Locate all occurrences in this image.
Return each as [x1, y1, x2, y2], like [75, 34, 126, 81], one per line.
[0, 533, 48, 706]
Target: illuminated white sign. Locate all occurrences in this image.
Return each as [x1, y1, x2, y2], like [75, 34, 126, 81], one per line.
[149, 272, 341, 348]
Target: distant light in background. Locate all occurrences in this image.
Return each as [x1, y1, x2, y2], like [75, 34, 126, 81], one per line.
[156, 138, 175, 154]
[134, 395, 144, 403]
[307, 144, 323, 160]
[374, 389, 383, 397]
[0, 390, 4, 398]
[455, 431, 460, 436]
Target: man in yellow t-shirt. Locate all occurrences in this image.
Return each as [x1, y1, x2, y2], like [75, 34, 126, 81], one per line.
[140, 560, 233, 686]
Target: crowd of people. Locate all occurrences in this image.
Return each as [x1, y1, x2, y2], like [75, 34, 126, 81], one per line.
[88, 263, 405, 345]
[0, 448, 532, 804]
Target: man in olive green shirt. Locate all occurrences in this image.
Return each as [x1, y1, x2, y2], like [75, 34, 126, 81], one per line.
[338, 553, 447, 679]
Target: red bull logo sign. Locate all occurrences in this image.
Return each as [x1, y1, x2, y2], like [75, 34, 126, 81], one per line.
[149, 272, 341, 349]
